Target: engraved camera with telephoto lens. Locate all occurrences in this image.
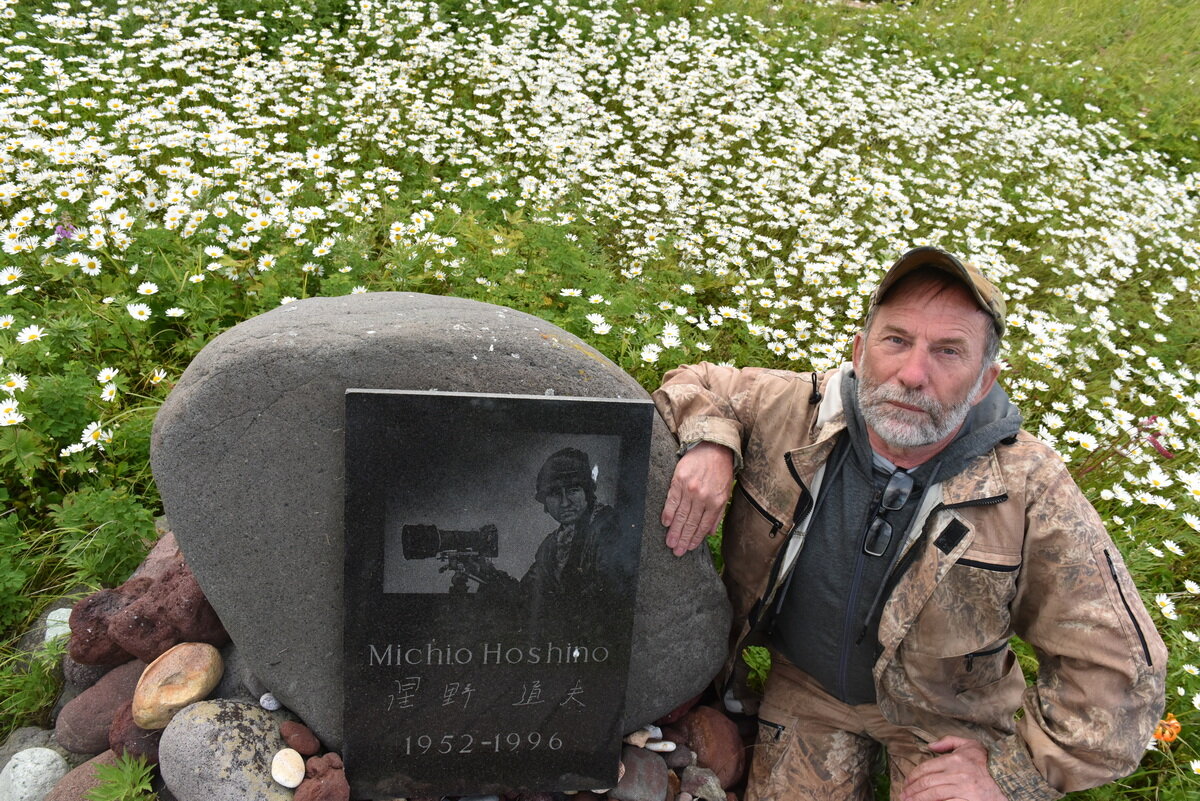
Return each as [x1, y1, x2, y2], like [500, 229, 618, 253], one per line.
[402, 523, 502, 594]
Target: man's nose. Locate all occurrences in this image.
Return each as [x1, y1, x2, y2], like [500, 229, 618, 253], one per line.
[894, 347, 931, 389]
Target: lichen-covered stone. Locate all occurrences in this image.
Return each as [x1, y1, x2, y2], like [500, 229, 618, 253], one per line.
[158, 700, 292, 801]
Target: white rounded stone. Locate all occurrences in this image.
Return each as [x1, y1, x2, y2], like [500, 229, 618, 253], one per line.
[271, 748, 305, 788]
[645, 739, 677, 752]
[0, 747, 70, 801]
[259, 692, 281, 711]
[44, 607, 72, 642]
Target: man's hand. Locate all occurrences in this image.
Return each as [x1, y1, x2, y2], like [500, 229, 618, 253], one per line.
[899, 737, 1005, 801]
[661, 442, 734, 556]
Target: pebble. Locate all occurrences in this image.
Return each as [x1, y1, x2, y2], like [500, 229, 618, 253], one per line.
[0, 747, 70, 801]
[294, 752, 349, 801]
[259, 692, 281, 711]
[280, 721, 321, 756]
[271, 747, 306, 788]
[44, 608, 72, 642]
[132, 642, 224, 729]
[623, 730, 651, 748]
[645, 740, 677, 752]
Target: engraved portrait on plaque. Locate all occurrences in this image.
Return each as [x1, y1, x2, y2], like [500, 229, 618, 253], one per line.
[343, 390, 653, 798]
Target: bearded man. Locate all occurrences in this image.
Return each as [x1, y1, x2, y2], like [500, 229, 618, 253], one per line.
[652, 247, 1165, 801]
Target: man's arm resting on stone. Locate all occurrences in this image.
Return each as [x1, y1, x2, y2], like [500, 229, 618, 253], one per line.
[653, 362, 772, 556]
[661, 441, 735, 556]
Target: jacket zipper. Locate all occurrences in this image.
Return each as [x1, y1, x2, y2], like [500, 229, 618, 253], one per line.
[747, 489, 813, 631]
[964, 641, 1008, 672]
[1104, 549, 1153, 666]
[957, 558, 1019, 572]
[758, 719, 786, 742]
[736, 483, 782, 538]
[784, 450, 804, 487]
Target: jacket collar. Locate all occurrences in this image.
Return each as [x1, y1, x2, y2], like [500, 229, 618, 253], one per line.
[785, 364, 852, 489]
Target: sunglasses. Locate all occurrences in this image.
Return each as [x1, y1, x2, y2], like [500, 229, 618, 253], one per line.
[862, 469, 915, 557]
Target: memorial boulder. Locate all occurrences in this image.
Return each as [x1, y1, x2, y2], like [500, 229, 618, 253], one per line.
[150, 293, 730, 755]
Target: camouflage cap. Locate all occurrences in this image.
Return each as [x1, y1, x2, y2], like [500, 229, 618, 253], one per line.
[871, 246, 1006, 336]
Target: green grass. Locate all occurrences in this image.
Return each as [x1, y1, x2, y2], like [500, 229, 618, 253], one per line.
[640, 0, 1200, 166]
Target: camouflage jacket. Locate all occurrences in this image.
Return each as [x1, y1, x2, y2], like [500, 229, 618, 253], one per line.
[652, 362, 1166, 801]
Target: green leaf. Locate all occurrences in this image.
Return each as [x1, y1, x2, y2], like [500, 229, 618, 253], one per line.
[0, 427, 47, 475]
[85, 751, 155, 801]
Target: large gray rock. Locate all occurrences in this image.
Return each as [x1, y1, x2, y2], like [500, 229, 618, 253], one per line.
[158, 700, 291, 801]
[151, 293, 730, 750]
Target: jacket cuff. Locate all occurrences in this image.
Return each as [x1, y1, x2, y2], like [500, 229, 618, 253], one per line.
[987, 736, 1063, 801]
[676, 417, 744, 471]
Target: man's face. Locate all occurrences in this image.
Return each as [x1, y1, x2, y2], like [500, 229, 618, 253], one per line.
[543, 484, 589, 527]
[853, 278, 1000, 457]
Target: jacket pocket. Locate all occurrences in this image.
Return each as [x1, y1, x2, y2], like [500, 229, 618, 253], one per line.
[751, 695, 800, 790]
[903, 551, 1020, 659]
[723, 484, 791, 625]
[736, 483, 783, 537]
[1096, 544, 1156, 666]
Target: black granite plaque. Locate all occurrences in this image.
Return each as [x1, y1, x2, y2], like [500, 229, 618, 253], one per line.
[343, 390, 653, 798]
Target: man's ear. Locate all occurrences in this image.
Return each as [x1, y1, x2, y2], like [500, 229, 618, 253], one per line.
[852, 332, 864, 370]
[972, 363, 1002, 405]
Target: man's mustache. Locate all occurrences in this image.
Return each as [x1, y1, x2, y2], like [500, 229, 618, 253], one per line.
[865, 382, 944, 416]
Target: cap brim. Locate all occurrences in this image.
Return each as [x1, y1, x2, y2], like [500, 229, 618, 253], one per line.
[875, 247, 1004, 335]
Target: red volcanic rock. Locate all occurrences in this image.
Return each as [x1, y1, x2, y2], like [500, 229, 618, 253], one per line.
[129, 530, 185, 582]
[295, 752, 350, 801]
[108, 562, 229, 663]
[676, 706, 745, 789]
[280, 720, 321, 757]
[68, 558, 229, 668]
[68, 591, 137, 666]
[108, 703, 162, 764]
[55, 660, 146, 754]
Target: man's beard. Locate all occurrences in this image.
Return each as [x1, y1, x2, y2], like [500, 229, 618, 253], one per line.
[857, 367, 985, 450]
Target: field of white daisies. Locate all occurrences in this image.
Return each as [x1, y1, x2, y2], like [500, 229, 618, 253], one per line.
[0, 0, 1197, 795]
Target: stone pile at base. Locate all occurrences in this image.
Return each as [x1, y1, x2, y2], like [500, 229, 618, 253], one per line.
[1, 530, 751, 801]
